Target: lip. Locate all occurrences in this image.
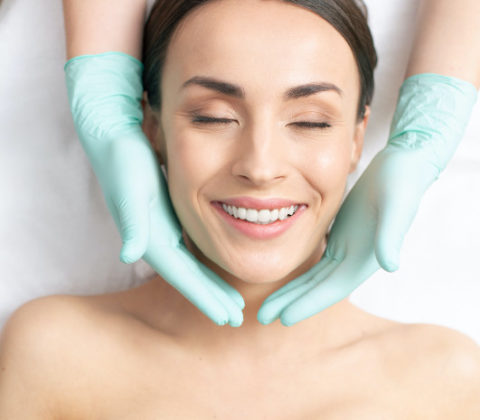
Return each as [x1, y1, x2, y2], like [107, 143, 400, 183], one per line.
[211, 200, 307, 240]
[219, 196, 306, 211]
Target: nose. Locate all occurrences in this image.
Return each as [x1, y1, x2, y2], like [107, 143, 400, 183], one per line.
[231, 117, 289, 187]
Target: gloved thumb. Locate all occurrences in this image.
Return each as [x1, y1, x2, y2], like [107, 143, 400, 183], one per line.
[117, 195, 151, 264]
[374, 202, 410, 272]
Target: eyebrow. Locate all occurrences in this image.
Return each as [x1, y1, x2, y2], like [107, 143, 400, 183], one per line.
[180, 76, 343, 100]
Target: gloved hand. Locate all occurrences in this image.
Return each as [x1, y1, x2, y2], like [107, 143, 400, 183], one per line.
[65, 52, 244, 327]
[258, 73, 478, 326]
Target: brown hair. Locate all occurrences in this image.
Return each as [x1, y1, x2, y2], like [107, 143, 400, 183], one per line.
[142, 0, 377, 120]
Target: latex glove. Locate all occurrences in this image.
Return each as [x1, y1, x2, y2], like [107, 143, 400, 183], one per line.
[258, 73, 477, 326]
[65, 52, 244, 326]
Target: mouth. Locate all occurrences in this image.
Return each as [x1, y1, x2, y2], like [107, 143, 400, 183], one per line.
[211, 200, 308, 240]
[220, 202, 300, 224]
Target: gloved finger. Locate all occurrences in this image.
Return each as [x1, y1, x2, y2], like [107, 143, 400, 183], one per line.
[105, 195, 145, 263]
[195, 262, 244, 327]
[116, 193, 151, 264]
[143, 249, 230, 326]
[374, 199, 416, 272]
[197, 262, 245, 310]
[105, 195, 122, 235]
[279, 259, 377, 326]
[257, 257, 339, 325]
[261, 255, 334, 305]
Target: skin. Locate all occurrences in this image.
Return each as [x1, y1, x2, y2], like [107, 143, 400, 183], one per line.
[62, 0, 146, 60]
[1, 1, 480, 418]
[61, 0, 480, 85]
[140, 0, 369, 353]
[405, 0, 480, 87]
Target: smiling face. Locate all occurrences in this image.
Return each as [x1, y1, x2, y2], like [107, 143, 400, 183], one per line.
[143, 0, 369, 284]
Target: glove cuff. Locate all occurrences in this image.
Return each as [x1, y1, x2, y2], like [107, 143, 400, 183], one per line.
[64, 52, 145, 142]
[388, 73, 478, 173]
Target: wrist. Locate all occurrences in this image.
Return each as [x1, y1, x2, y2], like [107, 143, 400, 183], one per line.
[65, 51, 145, 142]
[387, 73, 477, 172]
[64, 51, 144, 71]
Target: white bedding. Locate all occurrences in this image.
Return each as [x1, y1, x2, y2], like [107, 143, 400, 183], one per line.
[1, 0, 479, 342]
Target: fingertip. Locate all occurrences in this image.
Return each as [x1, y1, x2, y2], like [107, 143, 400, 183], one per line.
[256, 307, 277, 325]
[229, 316, 244, 328]
[211, 311, 229, 326]
[375, 208, 407, 273]
[280, 315, 296, 327]
[382, 260, 399, 273]
[213, 307, 230, 327]
[118, 201, 151, 263]
[375, 246, 400, 273]
[227, 306, 244, 328]
[119, 254, 138, 264]
[120, 242, 145, 264]
[235, 295, 246, 310]
[257, 315, 273, 326]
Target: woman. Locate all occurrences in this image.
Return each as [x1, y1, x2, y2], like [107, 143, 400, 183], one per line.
[60, 0, 480, 328]
[1, 0, 479, 417]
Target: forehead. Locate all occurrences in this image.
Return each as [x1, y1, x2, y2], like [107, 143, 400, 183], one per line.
[163, 0, 360, 104]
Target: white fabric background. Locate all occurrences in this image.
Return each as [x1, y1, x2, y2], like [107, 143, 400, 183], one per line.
[0, 0, 479, 342]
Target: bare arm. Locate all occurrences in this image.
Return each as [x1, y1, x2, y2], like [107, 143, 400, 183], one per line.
[62, 0, 148, 60]
[406, 0, 480, 88]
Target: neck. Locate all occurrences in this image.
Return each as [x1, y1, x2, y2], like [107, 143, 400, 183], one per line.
[146, 234, 366, 361]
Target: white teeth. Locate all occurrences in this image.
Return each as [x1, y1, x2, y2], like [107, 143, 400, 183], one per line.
[246, 209, 258, 222]
[238, 207, 247, 219]
[221, 203, 300, 224]
[258, 209, 271, 223]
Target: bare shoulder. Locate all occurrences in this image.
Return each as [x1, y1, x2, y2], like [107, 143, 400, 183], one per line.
[0, 295, 82, 418]
[0, 294, 95, 365]
[0, 292, 142, 367]
[405, 323, 480, 379]
[0, 294, 107, 356]
[390, 323, 480, 419]
[0, 294, 127, 419]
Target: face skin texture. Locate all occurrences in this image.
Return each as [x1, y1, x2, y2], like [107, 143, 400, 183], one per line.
[142, 0, 371, 355]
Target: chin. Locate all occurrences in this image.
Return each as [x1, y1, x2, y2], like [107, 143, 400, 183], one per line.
[215, 249, 309, 285]
[183, 229, 325, 285]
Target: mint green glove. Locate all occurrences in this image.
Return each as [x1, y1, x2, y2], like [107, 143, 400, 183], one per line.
[258, 73, 477, 326]
[65, 52, 244, 326]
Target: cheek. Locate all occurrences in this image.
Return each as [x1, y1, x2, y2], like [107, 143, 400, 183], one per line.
[170, 137, 203, 186]
[302, 139, 353, 196]
[167, 129, 228, 183]
[166, 134, 207, 212]
[166, 131, 228, 240]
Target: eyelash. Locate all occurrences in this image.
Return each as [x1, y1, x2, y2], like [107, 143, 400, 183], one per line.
[191, 115, 331, 129]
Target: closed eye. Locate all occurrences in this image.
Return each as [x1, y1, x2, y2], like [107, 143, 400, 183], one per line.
[191, 115, 331, 129]
[191, 115, 234, 125]
[290, 121, 331, 129]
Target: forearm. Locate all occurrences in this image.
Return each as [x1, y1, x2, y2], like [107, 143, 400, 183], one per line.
[62, 0, 147, 60]
[406, 0, 480, 88]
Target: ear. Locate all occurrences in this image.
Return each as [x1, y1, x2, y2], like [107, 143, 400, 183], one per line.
[349, 106, 370, 173]
[141, 91, 165, 165]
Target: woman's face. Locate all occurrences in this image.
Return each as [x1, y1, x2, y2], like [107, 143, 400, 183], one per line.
[143, 0, 369, 284]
